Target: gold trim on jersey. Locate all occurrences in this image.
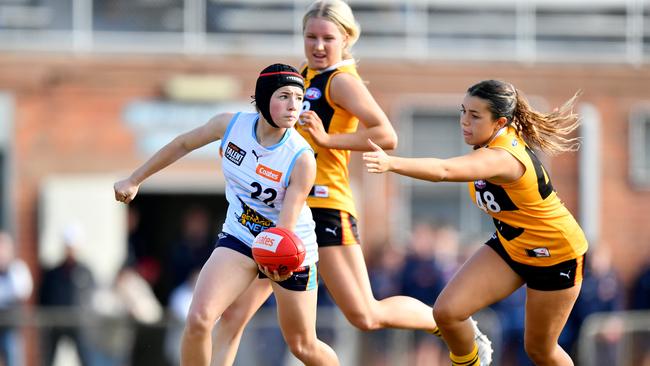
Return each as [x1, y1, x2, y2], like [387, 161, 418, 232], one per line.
[468, 127, 588, 266]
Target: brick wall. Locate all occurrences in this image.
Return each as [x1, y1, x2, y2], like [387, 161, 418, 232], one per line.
[2, 53, 650, 290]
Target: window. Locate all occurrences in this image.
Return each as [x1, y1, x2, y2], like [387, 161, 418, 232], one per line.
[398, 108, 492, 243]
[630, 107, 650, 187]
[0, 93, 13, 230]
[93, 0, 183, 32]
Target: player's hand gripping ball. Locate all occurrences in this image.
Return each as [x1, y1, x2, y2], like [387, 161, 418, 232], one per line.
[252, 227, 306, 276]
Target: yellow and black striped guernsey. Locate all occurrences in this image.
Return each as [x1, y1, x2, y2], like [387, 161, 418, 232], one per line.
[468, 126, 588, 266]
[298, 60, 359, 217]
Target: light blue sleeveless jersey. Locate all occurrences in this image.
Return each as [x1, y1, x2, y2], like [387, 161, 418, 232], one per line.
[220, 112, 318, 267]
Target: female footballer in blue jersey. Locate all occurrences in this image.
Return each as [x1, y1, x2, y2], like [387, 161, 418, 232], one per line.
[211, 1, 492, 366]
[114, 64, 339, 366]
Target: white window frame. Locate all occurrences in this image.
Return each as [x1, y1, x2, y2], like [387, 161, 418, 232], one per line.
[629, 105, 650, 188]
[393, 100, 492, 245]
[0, 93, 15, 232]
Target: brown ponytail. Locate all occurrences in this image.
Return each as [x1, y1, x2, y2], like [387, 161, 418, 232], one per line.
[467, 80, 581, 155]
[511, 90, 582, 155]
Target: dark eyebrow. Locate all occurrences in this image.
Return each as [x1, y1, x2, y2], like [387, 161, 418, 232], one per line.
[461, 104, 481, 114]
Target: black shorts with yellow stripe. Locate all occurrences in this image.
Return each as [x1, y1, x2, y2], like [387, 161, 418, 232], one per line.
[215, 232, 318, 292]
[486, 234, 586, 291]
[312, 208, 360, 247]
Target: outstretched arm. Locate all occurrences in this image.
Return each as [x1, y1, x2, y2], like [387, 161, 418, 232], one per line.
[299, 72, 397, 151]
[363, 139, 524, 183]
[114, 113, 234, 203]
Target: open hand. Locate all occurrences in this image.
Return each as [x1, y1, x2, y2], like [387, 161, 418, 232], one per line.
[363, 139, 392, 173]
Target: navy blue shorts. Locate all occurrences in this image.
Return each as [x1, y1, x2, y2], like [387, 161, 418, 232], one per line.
[486, 234, 585, 291]
[215, 232, 318, 291]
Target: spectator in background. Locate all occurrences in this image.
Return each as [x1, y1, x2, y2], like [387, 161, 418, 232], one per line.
[401, 222, 455, 305]
[365, 244, 406, 366]
[631, 255, 650, 310]
[39, 223, 97, 366]
[165, 269, 200, 365]
[167, 206, 214, 291]
[0, 231, 33, 366]
[562, 244, 623, 363]
[125, 206, 161, 288]
[629, 248, 650, 365]
[490, 287, 527, 366]
[401, 222, 455, 366]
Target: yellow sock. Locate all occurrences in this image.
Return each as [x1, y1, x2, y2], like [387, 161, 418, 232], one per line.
[428, 326, 442, 337]
[450, 343, 480, 366]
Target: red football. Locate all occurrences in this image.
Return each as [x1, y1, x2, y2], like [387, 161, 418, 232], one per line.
[252, 227, 306, 275]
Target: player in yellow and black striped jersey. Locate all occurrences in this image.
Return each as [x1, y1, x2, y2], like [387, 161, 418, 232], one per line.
[298, 60, 360, 223]
[468, 126, 587, 270]
[364, 79, 587, 366]
[209, 2, 495, 366]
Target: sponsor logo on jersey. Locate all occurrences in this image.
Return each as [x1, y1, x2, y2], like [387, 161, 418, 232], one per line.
[526, 247, 551, 257]
[474, 180, 487, 189]
[305, 87, 322, 100]
[224, 142, 246, 166]
[256, 164, 282, 182]
[236, 197, 275, 236]
[511, 139, 518, 147]
[311, 185, 329, 198]
[253, 231, 283, 253]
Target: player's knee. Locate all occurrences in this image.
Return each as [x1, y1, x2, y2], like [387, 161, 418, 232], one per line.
[184, 308, 216, 336]
[284, 334, 314, 359]
[219, 306, 248, 334]
[523, 339, 551, 364]
[345, 311, 381, 331]
[432, 299, 461, 328]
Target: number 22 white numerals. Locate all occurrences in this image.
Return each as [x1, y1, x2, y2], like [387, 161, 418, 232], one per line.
[475, 191, 501, 213]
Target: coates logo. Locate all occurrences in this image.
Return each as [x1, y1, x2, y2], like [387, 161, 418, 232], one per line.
[305, 87, 322, 100]
[253, 231, 283, 253]
[256, 164, 282, 182]
[474, 180, 487, 189]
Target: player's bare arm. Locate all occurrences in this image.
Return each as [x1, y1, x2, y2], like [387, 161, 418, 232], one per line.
[309, 72, 397, 151]
[364, 139, 524, 183]
[114, 112, 233, 203]
[276, 151, 316, 229]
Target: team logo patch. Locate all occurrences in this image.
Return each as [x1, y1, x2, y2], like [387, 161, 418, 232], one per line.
[236, 197, 274, 236]
[256, 164, 282, 182]
[305, 87, 322, 100]
[224, 142, 246, 166]
[526, 247, 551, 258]
[253, 231, 283, 253]
[474, 180, 487, 189]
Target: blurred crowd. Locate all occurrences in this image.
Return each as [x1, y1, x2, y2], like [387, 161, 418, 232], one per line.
[361, 221, 650, 366]
[1, 213, 650, 365]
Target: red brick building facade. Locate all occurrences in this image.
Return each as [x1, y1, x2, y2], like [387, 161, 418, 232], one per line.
[2, 53, 649, 289]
